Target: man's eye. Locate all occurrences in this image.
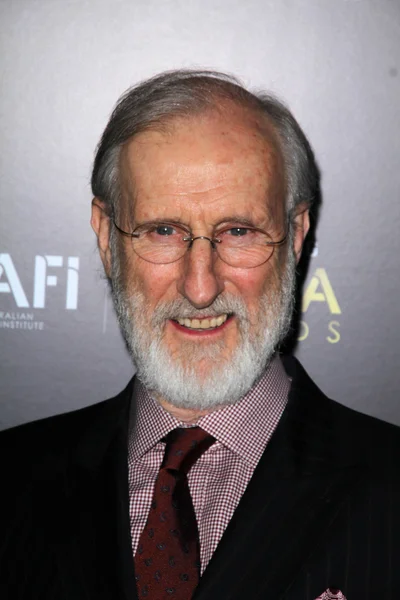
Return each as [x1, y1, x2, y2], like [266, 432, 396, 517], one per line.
[154, 225, 176, 236]
[227, 227, 250, 237]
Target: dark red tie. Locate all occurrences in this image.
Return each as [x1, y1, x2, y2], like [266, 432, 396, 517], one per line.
[134, 427, 215, 599]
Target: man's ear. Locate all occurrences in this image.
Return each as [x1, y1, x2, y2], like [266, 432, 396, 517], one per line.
[91, 198, 112, 277]
[292, 204, 311, 264]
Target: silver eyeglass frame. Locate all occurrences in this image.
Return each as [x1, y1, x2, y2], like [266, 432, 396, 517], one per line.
[112, 219, 289, 267]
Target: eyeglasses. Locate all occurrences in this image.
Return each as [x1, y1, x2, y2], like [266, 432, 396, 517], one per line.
[112, 219, 289, 268]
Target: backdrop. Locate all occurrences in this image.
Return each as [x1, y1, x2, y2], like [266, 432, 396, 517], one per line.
[1, 0, 399, 430]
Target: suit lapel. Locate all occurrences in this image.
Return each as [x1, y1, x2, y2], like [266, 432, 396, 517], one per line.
[44, 382, 138, 600]
[194, 357, 365, 600]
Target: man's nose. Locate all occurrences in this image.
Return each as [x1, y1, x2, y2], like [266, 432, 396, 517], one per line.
[176, 238, 224, 309]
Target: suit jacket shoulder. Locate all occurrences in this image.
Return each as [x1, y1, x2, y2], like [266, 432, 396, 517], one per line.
[282, 353, 400, 467]
[0, 380, 134, 512]
[0, 380, 134, 600]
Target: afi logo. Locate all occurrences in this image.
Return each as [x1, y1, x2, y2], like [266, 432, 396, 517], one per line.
[0, 254, 79, 309]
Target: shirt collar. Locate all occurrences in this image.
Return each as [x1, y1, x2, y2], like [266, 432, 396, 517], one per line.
[128, 355, 291, 471]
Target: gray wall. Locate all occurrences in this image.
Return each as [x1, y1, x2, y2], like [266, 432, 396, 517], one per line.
[1, 0, 399, 430]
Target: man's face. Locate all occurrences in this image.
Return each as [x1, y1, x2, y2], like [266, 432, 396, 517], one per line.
[93, 108, 309, 410]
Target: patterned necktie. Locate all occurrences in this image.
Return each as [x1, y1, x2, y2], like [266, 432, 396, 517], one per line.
[134, 427, 215, 599]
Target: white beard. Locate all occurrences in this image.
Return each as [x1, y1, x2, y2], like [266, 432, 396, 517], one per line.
[110, 249, 296, 411]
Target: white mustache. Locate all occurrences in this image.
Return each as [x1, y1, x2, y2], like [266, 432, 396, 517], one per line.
[150, 294, 250, 327]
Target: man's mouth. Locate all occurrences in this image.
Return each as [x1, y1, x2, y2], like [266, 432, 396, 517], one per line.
[174, 313, 229, 330]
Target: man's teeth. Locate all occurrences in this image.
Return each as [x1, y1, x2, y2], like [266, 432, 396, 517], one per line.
[176, 314, 228, 329]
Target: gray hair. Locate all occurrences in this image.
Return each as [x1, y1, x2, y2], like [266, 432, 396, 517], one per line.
[91, 69, 318, 219]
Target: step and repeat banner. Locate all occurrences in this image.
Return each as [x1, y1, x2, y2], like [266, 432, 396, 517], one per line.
[1, 0, 399, 430]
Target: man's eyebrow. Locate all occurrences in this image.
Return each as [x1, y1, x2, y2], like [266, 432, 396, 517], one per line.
[215, 214, 279, 230]
[133, 217, 190, 228]
[214, 216, 259, 227]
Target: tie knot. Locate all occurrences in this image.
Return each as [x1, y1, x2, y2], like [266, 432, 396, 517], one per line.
[162, 427, 215, 474]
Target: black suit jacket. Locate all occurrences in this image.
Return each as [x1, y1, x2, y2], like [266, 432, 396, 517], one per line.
[1, 356, 399, 600]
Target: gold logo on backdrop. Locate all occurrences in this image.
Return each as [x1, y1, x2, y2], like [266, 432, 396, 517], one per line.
[299, 268, 341, 344]
[302, 268, 341, 315]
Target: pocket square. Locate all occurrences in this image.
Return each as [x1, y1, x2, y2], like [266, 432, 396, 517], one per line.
[315, 590, 346, 600]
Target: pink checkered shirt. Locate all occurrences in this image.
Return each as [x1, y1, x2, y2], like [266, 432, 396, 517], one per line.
[127, 355, 290, 573]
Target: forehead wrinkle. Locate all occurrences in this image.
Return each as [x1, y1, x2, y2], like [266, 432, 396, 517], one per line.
[131, 157, 277, 206]
[137, 187, 260, 217]
[172, 154, 277, 193]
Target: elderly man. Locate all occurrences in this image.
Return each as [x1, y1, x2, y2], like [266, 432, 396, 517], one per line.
[1, 71, 399, 600]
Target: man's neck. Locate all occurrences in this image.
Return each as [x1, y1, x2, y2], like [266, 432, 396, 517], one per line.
[157, 397, 217, 424]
